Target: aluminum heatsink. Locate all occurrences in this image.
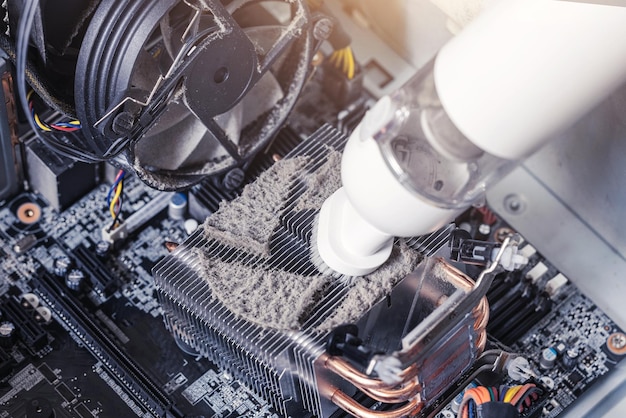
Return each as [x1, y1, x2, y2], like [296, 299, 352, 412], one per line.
[154, 125, 486, 417]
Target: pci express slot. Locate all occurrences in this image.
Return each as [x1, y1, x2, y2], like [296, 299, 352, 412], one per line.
[0, 346, 13, 378]
[73, 244, 117, 296]
[34, 272, 180, 417]
[1, 298, 48, 350]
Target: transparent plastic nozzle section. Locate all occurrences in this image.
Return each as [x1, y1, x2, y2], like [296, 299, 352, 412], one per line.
[313, 58, 523, 277]
[371, 59, 516, 212]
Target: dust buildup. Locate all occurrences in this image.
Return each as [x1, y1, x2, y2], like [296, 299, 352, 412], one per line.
[198, 251, 332, 330]
[295, 148, 342, 211]
[199, 150, 422, 331]
[203, 156, 309, 256]
[319, 242, 422, 331]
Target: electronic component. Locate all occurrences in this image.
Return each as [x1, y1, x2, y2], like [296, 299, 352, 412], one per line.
[0, 55, 19, 202]
[526, 262, 548, 284]
[0, 321, 16, 348]
[52, 255, 72, 277]
[322, 52, 364, 107]
[606, 332, 626, 356]
[13, 233, 37, 253]
[1, 1, 625, 417]
[15, 202, 41, 224]
[168, 193, 188, 220]
[65, 269, 84, 292]
[545, 273, 569, 298]
[101, 192, 173, 245]
[25, 139, 97, 211]
[562, 349, 580, 370]
[1, 297, 48, 351]
[540, 347, 558, 370]
[155, 126, 488, 417]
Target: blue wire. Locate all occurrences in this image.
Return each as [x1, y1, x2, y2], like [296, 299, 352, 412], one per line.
[106, 171, 126, 205]
[469, 400, 476, 418]
[55, 122, 82, 128]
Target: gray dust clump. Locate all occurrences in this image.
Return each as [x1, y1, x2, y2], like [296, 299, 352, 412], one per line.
[198, 251, 332, 330]
[203, 155, 309, 256]
[318, 241, 422, 332]
[295, 148, 342, 211]
[198, 150, 422, 332]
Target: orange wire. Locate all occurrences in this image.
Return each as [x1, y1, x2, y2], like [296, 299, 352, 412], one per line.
[511, 383, 536, 406]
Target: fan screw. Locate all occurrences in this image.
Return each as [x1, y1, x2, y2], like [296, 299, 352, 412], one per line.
[313, 18, 333, 42]
[222, 168, 245, 190]
[112, 111, 136, 135]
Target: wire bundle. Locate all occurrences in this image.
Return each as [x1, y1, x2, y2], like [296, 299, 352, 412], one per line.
[475, 206, 498, 226]
[106, 170, 126, 230]
[28, 91, 82, 133]
[458, 384, 543, 418]
[16, 0, 130, 163]
[328, 46, 356, 80]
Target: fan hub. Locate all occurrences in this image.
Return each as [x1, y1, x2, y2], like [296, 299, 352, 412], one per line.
[184, 23, 257, 121]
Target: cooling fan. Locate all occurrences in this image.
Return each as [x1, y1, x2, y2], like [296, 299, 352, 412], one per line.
[72, 0, 317, 189]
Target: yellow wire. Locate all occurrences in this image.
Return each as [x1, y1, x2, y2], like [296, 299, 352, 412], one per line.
[109, 183, 123, 219]
[34, 113, 52, 131]
[346, 47, 355, 80]
[504, 386, 522, 403]
[342, 49, 350, 75]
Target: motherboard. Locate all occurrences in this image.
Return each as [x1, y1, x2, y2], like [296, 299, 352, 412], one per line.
[0, 13, 624, 415]
[1, 116, 625, 418]
[434, 209, 626, 418]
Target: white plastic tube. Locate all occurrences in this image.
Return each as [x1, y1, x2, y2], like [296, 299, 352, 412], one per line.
[435, 0, 626, 160]
[316, 0, 626, 277]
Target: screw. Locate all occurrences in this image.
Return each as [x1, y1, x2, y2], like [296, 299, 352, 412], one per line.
[313, 18, 333, 41]
[111, 111, 135, 135]
[504, 194, 526, 214]
[222, 168, 245, 190]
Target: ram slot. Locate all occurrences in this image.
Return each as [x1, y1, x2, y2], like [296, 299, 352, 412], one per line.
[34, 272, 181, 418]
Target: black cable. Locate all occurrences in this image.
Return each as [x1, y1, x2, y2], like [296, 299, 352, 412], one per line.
[16, 0, 129, 164]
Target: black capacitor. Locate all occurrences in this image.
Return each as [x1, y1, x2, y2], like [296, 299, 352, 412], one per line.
[65, 269, 85, 291]
[54, 255, 72, 277]
[96, 240, 111, 257]
[0, 321, 16, 348]
[562, 348, 580, 370]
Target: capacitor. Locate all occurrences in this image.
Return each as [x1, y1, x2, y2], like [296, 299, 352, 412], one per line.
[451, 391, 464, 414]
[562, 348, 580, 370]
[96, 240, 111, 257]
[168, 193, 188, 220]
[66, 269, 85, 291]
[184, 218, 199, 235]
[0, 321, 16, 348]
[53, 255, 72, 277]
[540, 347, 558, 369]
